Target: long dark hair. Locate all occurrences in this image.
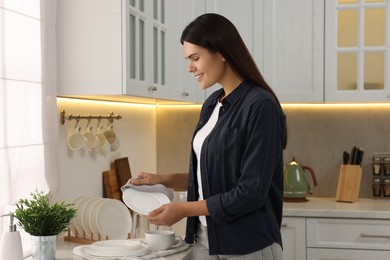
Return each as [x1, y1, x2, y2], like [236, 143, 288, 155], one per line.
[181, 13, 287, 148]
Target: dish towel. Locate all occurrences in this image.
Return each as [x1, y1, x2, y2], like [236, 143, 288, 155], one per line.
[125, 240, 191, 260]
[121, 179, 174, 201]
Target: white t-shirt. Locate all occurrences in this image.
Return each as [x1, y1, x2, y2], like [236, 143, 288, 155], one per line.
[192, 101, 222, 226]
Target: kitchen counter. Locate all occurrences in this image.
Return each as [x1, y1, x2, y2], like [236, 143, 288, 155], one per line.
[25, 236, 192, 260]
[283, 197, 390, 219]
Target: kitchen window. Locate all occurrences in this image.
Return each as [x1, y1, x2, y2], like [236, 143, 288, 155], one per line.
[0, 0, 59, 254]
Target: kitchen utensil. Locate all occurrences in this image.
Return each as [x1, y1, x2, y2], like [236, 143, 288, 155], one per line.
[122, 189, 170, 215]
[102, 169, 122, 201]
[283, 158, 318, 202]
[114, 157, 132, 189]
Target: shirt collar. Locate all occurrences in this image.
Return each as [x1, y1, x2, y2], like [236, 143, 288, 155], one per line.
[210, 81, 252, 106]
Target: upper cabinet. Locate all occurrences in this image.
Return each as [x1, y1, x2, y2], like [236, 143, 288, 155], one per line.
[263, 0, 325, 103]
[200, 0, 264, 101]
[57, 0, 199, 102]
[325, 0, 390, 102]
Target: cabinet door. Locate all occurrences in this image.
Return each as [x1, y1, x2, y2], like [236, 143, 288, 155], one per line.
[281, 217, 306, 260]
[57, 0, 123, 95]
[200, 0, 262, 101]
[263, 0, 324, 102]
[325, 0, 390, 102]
[308, 248, 390, 260]
[164, 0, 199, 102]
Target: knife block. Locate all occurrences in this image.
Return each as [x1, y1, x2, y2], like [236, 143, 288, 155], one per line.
[336, 165, 363, 203]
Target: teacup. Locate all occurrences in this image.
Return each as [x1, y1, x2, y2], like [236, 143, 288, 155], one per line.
[145, 230, 180, 251]
[67, 127, 87, 151]
[83, 127, 99, 151]
[96, 132, 110, 155]
[103, 125, 120, 151]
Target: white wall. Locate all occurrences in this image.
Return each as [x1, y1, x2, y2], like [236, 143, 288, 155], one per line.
[53, 98, 157, 203]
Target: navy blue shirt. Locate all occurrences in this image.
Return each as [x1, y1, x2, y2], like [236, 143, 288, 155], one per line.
[185, 81, 286, 255]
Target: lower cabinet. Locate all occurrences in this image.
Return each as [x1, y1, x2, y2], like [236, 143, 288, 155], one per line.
[282, 217, 390, 260]
[281, 217, 306, 260]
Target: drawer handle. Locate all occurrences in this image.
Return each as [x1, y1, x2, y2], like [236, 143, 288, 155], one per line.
[281, 224, 288, 228]
[360, 233, 390, 239]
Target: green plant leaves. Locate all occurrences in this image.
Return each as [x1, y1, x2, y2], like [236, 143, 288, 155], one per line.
[14, 190, 77, 236]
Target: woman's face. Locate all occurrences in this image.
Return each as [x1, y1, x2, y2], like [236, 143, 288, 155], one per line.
[183, 41, 226, 90]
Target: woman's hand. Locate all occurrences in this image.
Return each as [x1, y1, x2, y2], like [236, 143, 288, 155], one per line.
[146, 202, 186, 226]
[130, 172, 160, 185]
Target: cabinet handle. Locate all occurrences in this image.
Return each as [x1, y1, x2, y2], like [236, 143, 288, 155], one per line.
[360, 233, 390, 239]
[148, 86, 158, 92]
[182, 92, 189, 97]
[281, 223, 288, 228]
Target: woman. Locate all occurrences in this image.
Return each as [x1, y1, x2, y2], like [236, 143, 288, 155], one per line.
[131, 13, 287, 259]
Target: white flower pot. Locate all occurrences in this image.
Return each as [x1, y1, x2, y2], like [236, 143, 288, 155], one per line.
[31, 235, 56, 260]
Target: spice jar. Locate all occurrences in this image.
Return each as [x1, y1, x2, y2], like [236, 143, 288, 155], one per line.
[372, 156, 382, 175]
[383, 157, 390, 176]
[372, 178, 382, 197]
[383, 178, 390, 197]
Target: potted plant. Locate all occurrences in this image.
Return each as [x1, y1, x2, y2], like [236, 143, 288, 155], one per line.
[14, 190, 76, 260]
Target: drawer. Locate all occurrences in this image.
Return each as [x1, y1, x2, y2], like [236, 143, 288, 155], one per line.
[307, 248, 390, 260]
[307, 218, 390, 250]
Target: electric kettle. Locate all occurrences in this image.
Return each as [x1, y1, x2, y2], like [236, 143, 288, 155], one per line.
[283, 158, 318, 202]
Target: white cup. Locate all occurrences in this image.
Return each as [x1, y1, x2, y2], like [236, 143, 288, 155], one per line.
[96, 132, 110, 155]
[145, 230, 180, 251]
[83, 127, 99, 151]
[103, 126, 120, 151]
[67, 127, 88, 151]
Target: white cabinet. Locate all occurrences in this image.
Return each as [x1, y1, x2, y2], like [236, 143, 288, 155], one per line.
[281, 217, 306, 260]
[57, 0, 198, 102]
[263, 0, 325, 103]
[195, 0, 263, 101]
[325, 0, 390, 102]
[57, 0, 123, 95]
[306, 218, 390, 259]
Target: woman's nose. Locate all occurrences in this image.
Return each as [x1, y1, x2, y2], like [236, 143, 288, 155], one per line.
[187, 62, 194, 73]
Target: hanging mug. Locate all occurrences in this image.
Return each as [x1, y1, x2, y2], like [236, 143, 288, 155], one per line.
[96, 127, 111, 155]
[103, 125, 120, 151]
[83, 126, 99, 151]
[67, 127, 87, 151]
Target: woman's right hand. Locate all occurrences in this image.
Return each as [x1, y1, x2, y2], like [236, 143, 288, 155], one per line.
[130, 172, 160, 186]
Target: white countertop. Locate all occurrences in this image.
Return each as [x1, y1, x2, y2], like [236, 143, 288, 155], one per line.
[283, 197, 390, 219]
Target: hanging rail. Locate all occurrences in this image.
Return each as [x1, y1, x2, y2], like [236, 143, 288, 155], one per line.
[60, 109, 122, 125]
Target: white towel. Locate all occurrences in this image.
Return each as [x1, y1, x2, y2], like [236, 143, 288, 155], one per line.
[125, 239, 191, 260]
[121, 179, 174, 201]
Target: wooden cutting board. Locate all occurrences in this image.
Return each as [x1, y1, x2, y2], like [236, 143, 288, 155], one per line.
[102, 169, 122, 201]
[114, 157, 132, 188]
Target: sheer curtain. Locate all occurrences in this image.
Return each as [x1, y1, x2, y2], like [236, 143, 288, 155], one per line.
[0, 0, 59, 250]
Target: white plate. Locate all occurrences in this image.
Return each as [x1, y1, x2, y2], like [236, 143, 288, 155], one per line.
[69, 196, 88, 236]
[82, 197, 100, 239]
[96, 199, 132, 240]
[74, 197, 93, 237]
[92, 239, 143, 251]
[84, 241, 149, 257]
[89, 198, 109, 240]
[122, 189, 170, 215]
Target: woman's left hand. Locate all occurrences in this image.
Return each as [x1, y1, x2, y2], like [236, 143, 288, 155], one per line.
[146, 202, 186, 226]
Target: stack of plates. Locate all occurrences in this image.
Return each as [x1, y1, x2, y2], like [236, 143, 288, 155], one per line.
[74, 240, 150, 259]
[69, 196, 132, 240]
